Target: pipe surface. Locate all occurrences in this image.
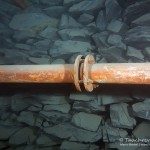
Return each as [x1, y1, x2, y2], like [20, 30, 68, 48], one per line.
[0, 65, 74, 83]
[89, 63, 150, 84]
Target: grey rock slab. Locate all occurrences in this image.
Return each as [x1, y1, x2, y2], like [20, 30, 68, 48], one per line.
[11, 94, 30, 112]
[32, 39, 51, 51]
[144, 47, 150, 60]
[9, 13, 59, 32]
[39, 26, 58, 40]
[60, 141, 99, 150]
[40, 111, 71, 124]
[44, 103, 71, 113]
[58, 28, 94, 41]
[15, 44, 31, 51]
[126, 46, 144, 60]
[92, 31, 109, 49]
[100, 94, 133, 105]
[59, 14, 82, 29]
[107, 34, 126, 49]
[107, 20, 128, 34]
[132, 101, 150, 120]
[100, 46, 127, 63]
[0, 125, 20, 140]
[51, 59, 65, 64]
[96, 10, 107, 31]
[123, 0, 150, 24]
[124, 26, 150, 49]
[132, 13, 150, 26]
[73, 101, 105, 113]
[63, 0, 82, 6]
[9, 127, 36, 145]
[28, 106, 42, 112]
[69, 0, 105, 14]
[49, 40, 95, 58]
[36, 134, 59, 147]
[72, 112, 102, 131]
[13, 30, 37, 42]
[44, 123, 102, 142]
[17, 111, 35, 126]
[43, 6, 66, 18]
[105, 0, 122, 22]
[78, 13, 94, 25]
[133, 122, 150, 139]
[0, 96, 11, 109]
[35, 95, 68, 105]
[69, 93, 96, 101]
[110, 103, 136, 129]
[28, 57, 51, 64]
[102, 122, 128, 142]
[39, 0, 61, 6]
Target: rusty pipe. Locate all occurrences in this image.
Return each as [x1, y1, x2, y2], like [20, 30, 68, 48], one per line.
[0, 55, 150, 92]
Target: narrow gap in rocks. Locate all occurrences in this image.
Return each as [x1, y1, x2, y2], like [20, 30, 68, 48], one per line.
[0, 0, 150, 150]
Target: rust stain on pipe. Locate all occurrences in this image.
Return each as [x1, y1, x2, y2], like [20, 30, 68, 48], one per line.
[0, 65, 74, 83]
[89, 63, 150, 84]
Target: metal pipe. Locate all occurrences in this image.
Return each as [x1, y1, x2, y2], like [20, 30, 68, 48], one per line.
[89, 63, 150, 84]
[0, 55, 150, 92]
[0, 65, 74, 83]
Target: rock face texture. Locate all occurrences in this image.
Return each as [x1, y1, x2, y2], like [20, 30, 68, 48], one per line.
[0, 0, 150, 149]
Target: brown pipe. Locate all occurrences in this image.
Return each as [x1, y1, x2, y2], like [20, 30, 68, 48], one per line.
[0, 55, 150, 92]
[0, 65, 74, 83]
[89, 63, 150, 84]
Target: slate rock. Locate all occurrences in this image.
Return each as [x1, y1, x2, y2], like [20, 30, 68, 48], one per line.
[100, 46, 127, 63]
[44, 103, 71, 113]
[124, 26, 150, 49]
[60, 141, 99, 150]
[9, 13, 58, 32]
[96, 10, 107, 31]
[40, 111, 71, 124]
[133, 122, 150, 139]
[132, 101, 150, 120]
[15, 44, 31, 51]
[0, 125, 20, 140]
[9, 127, 36, 145]
[58, 28, 95, 41]
[28, 57, 51, 64]
[44, 6, 66, 18]
[69, 0, 105, 14]
[69, 93, 97, 101]
[13, 30, 37, 42]
[11, 94, 30, 112]
[36, 134, 59, 147]
[63, 0, 83, 6]
[102, 121, 128, 142]
[78, 13, 94, 25]
[107, 34, 126, 49]
[39, 26, 58, 40]
[59, 14, 82, 29]
[107, 20, 128, 34]
[39, 0, 62, 6]
[72, 112, 102, 131]
[144, 47, 150, 60]
[49, 40, 95, 58]
[0, 96, 11, 109]
[126, 46, 144, 60]
[44, 123, 102, 142]
[17, 111, 35, 126]
[73, 101, 105, 113]
[92, 31, 109, 49]
[51, 59, 66, 64]
[123, 0, 150, 24]
[132, 13, 150, 26]
[31, 39, 51, 51]
[110, 103, 136, 129]
[105, 0, 122, 22]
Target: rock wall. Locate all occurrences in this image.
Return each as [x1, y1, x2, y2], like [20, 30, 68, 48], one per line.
[0, 0, 150, 149]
